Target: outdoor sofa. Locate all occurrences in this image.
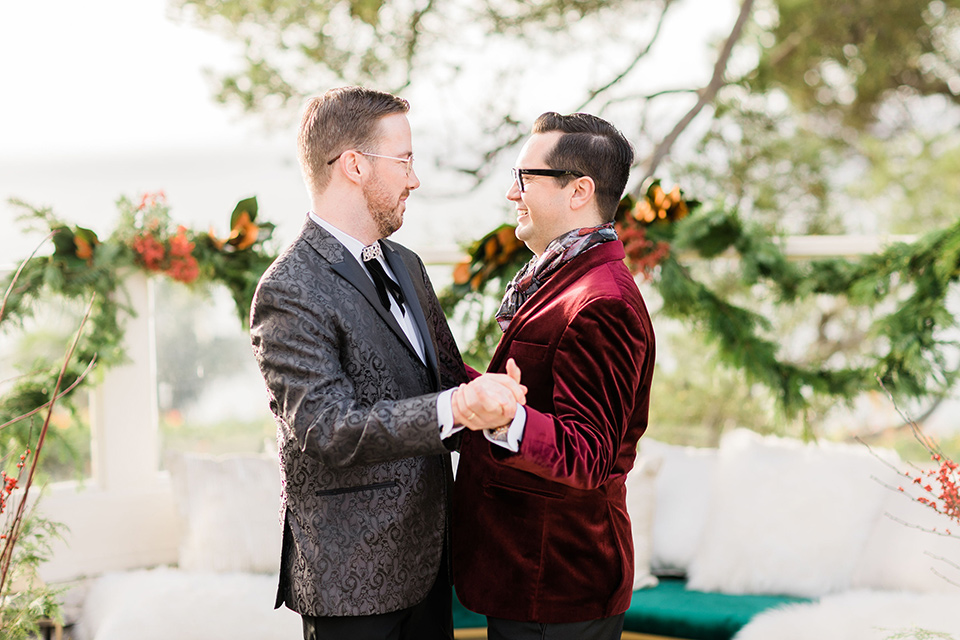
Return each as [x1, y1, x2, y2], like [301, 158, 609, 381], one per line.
[73, 429, 960, 639]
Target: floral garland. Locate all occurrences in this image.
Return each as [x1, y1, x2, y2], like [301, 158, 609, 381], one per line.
[441, 179, 960, 419]
[1, 193, 277, 476]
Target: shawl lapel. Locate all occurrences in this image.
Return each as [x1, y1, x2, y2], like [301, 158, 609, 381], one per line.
[382, 240, 441, 388]
[488, 241, 628, 373]
[298, 219, 425, 367]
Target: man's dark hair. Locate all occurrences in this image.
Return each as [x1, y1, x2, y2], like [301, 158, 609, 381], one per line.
[532, 112, 634, 221]
[298, 86, 410, 194]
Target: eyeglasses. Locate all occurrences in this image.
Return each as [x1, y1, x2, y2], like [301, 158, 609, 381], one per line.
[327, 150, 414, 175]
[511, 168, 585, 193]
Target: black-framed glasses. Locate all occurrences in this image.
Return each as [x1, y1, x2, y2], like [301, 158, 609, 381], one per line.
[327, 150, 414, 176]
[511, 168, 585, 193]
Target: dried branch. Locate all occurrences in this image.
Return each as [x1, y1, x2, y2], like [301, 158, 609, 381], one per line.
[634, 0, 757, 191]
[0, 294, 96, 593]
[574, 0, 677, 112]
[0, 358, 98, 431]
[0, 232, 54, 322]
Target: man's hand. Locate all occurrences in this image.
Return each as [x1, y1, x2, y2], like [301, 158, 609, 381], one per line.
[452, 359, 525, 431]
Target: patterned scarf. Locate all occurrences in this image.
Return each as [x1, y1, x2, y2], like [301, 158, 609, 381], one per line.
[495, 223, 618, 332]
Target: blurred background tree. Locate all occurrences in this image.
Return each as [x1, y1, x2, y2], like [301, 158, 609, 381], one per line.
[169, 0, 960, 449]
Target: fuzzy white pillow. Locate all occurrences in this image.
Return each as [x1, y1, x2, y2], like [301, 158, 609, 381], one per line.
[77, 567, 301, 640]
[168, 452, 282, 574]
[687, 429, 888, 598]
[732, 590, 960, 640]
[624, 455, 662, 590]
[852, 450, 960, 592]
[639, 438, 718, 576]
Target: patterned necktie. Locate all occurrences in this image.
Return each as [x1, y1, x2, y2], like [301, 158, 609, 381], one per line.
[361, 242, 406, 315]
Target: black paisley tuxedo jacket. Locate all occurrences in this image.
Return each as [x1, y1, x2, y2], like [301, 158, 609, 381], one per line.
[250, 217, 468, 617]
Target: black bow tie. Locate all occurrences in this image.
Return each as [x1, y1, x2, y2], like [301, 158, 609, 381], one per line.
[361, 243, 406, 315]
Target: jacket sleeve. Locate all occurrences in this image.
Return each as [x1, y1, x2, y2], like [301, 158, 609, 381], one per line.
[250, 271, 450, 469]
[492, 295, 652, 489]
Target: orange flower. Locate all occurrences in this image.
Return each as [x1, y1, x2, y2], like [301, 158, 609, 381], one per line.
[453, 260, 472, 285]
[228, 211, 259, 250]
[169, 226, 195, 258]
[75, 235, 94, 261]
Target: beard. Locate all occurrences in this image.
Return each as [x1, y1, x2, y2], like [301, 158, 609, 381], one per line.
[363, 174, 406, 238]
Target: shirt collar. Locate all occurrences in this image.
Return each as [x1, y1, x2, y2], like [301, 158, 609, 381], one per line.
[308, 211, 369, 264]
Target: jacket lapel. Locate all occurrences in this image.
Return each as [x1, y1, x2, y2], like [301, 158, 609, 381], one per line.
[382, 240, 441, 388]
[488, 241, 628, 373]
[299, 219, 419, 361]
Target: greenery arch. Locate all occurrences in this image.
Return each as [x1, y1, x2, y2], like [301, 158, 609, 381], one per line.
[4, 182, 960, 476]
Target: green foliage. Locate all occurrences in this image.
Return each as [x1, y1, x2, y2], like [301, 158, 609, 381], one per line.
[751, 0, 960, 127]
[437, 223, 532, 366]
[674, 95, 848, 236]
[852, 130, 960, 235]
[442, 201, 960, 422]
[0, 509, 66, 640]
[1, 195, 277, 478]
[172, 0, 657, 120]
[883, 627, 957, 639]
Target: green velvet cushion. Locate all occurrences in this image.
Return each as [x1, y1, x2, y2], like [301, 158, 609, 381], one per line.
[624, 578, 810, 640]
[453, 590, 487, 629]
[453, 579, 809, 639]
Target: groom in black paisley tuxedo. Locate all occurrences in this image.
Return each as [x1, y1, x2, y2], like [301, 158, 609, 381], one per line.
[250, 86, 525, 640]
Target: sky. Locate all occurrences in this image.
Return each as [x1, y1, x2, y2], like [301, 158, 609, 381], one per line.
[0, 0, 255, 158]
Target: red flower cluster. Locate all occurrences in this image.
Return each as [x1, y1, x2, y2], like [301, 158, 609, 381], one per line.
[132, 233, 166, 270]
[616, 224, 671, 280]
[900, 453, 960, 534]
[138, 191, 167, 210]
[0, 449, 29, 525]
[166, 226, 199, 283]
[130, 226, 199, 283]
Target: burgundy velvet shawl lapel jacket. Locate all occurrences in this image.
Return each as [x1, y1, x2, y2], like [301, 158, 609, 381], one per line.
[453, 240, 656, 623]
[250, 217, 468, 617]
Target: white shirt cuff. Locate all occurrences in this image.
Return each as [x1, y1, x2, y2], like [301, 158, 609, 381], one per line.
[483, 404, 526, 452]
[437, 388, 465, 440]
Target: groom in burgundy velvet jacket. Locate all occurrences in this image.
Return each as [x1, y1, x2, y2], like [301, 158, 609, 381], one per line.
[452, 112, 656, 640]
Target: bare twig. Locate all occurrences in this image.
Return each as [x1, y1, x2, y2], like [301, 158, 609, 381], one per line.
[634, 0, 757, 190]
[0, 294, 96, 593]
[0, 232, 55, 322]
[882, 512, 959, 539]
[574, 0, 677, 112]
[0, 358, 98, 431]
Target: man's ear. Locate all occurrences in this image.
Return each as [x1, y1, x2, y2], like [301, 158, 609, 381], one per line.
[569, 175, 596, 211]
[332, 150, 366, 186]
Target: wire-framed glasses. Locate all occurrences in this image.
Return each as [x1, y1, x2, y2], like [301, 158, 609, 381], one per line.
[327, 150, 414, 176]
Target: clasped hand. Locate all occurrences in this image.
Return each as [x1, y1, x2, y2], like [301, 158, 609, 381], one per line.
[452, 359, 525, 431]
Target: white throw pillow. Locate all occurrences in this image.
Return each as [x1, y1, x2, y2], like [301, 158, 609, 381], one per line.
[168, 452, 282, 574]
[687, 429, 889, 598]
[639, 438, 718, 576]
[852, 451, 960, 592]
[624, 455, 662, 590]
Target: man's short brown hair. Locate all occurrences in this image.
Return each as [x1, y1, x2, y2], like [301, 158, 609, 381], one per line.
[532, 112, 634, 221]
[298, 86, 410, 195]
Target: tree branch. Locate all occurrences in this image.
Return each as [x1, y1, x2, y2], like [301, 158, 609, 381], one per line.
[634, 0, 756, 192]
[574, 0, 677, 112]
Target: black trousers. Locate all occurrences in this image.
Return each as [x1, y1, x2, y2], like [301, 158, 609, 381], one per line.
[486, 613, 625, 640]
[301, 561, 453, 640]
